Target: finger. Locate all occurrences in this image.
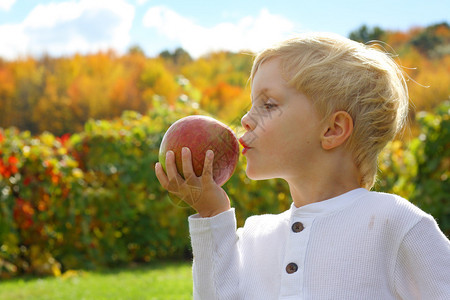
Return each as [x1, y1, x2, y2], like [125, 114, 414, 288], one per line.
[165, 151, 183, 191]
[181, 147, 196, 180]
[155, 162, 169, 189]
[202, 149, 214, 179]
[165, 150, 178, 177]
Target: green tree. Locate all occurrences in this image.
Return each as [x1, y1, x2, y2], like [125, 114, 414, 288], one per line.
[159, 47, 193, 67]
[349, 25, 385, 43]
[410, 22, 450, 57]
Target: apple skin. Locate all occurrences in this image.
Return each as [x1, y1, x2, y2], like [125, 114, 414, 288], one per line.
[159, 115, 240, 186]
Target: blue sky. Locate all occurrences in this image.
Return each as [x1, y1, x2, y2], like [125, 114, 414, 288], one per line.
[0, 0, 448, 59]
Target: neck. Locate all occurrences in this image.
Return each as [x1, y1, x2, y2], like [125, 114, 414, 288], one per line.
[287, 179, 361, 208]
[286, 153, 361, 208]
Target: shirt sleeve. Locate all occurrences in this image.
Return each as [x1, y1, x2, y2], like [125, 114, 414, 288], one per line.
[394, 215, 450, 299]
[188, 208, 240, 300]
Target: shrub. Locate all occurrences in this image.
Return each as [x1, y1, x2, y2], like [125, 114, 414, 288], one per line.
[411, 102, 450, 234]
[0, 101, 202, 278]
[377, 101, 450, 235]
[1, 100, 449, 279]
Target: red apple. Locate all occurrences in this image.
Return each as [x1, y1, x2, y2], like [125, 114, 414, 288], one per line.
[159, 115, 240, 186]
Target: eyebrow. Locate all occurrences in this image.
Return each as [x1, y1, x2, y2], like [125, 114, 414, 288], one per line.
[251, 88, 269, 103]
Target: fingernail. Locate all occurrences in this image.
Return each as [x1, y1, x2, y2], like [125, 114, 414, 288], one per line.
[182, 147, 188, 154]
[207, 149, 213, 159]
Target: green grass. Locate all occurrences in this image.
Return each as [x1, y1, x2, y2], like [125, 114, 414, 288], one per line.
[0, 260, 193, 300]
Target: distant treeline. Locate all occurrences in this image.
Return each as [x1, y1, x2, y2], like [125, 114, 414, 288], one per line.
[0, 23, 449, 136]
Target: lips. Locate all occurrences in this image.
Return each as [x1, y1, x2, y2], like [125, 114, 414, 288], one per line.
[239, 137, 252, 155]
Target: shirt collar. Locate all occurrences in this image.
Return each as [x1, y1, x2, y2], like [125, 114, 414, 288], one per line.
[290, 188, 368, 217]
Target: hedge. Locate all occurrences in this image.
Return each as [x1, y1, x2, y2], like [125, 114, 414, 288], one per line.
[0, 101, 449, 278]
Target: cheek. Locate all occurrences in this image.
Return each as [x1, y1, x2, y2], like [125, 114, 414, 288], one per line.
[263, 129, 293, 156]
[259, 121, 282, 143]
[266, 131, 317, 166]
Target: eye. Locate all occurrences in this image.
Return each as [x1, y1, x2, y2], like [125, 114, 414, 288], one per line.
[263, 102, 277, 110]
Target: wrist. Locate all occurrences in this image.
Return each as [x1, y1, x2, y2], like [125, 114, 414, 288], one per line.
[197, 204, 231, 218]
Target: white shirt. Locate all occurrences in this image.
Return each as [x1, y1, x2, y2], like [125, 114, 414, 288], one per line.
[188, 188, 450, 299]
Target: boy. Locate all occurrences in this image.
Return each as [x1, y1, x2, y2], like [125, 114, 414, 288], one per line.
[155, 33, 450, 299]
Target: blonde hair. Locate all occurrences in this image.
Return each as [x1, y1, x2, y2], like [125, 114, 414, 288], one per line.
[251, 33, 409, 189]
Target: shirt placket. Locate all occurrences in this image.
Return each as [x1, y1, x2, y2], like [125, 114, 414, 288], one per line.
[279, 215, 315, 299]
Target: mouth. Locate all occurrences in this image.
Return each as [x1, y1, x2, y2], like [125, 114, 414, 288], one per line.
[239, 137, 252, 155]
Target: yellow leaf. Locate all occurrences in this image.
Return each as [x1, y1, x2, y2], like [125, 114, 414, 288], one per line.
[52, 264, 62, 277]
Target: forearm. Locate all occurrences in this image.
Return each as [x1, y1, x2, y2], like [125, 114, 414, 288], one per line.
[189, 208, 240, 300]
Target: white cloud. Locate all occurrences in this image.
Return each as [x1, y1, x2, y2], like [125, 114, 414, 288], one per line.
[0, 24, 27, 59]
[142, 6, 298, 57]
[0, 0, 134, 59]
[0, 0, 16, 11]
[136, 0, 150, 5]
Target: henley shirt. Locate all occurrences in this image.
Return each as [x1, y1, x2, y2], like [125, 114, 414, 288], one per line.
[188, 188, 450, 299]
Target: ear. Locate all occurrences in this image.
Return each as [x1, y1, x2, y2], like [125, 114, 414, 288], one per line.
[321, 111, 353, 150]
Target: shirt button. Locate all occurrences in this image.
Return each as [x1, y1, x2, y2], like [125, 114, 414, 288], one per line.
[291, 222, 304, 233]
[286, 263, 298, 274]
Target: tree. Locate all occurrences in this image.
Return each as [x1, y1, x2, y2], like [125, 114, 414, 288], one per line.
[411, 22, 450, 57]
[349, 25, 385, 43]
[159, 47, 192, 67]
[0, 65, 15, 127]
[128, 45, 146, 56]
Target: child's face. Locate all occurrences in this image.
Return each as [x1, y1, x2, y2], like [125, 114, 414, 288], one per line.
[240, 58, 325, 181]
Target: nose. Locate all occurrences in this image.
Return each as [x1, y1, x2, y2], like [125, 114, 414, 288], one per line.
[241, 112, 256, 131]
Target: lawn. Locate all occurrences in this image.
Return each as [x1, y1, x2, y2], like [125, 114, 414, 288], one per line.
[0, 260, 193, 300]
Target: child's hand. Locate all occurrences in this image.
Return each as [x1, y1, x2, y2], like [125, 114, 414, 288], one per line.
[155, 147, 231, 218]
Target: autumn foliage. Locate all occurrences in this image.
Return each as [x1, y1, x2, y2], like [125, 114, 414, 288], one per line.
[0, 24, 449, 278]
[0, 23, 448, 136]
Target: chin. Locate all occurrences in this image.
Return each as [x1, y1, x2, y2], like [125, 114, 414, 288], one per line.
[245, 166, 275, 181]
